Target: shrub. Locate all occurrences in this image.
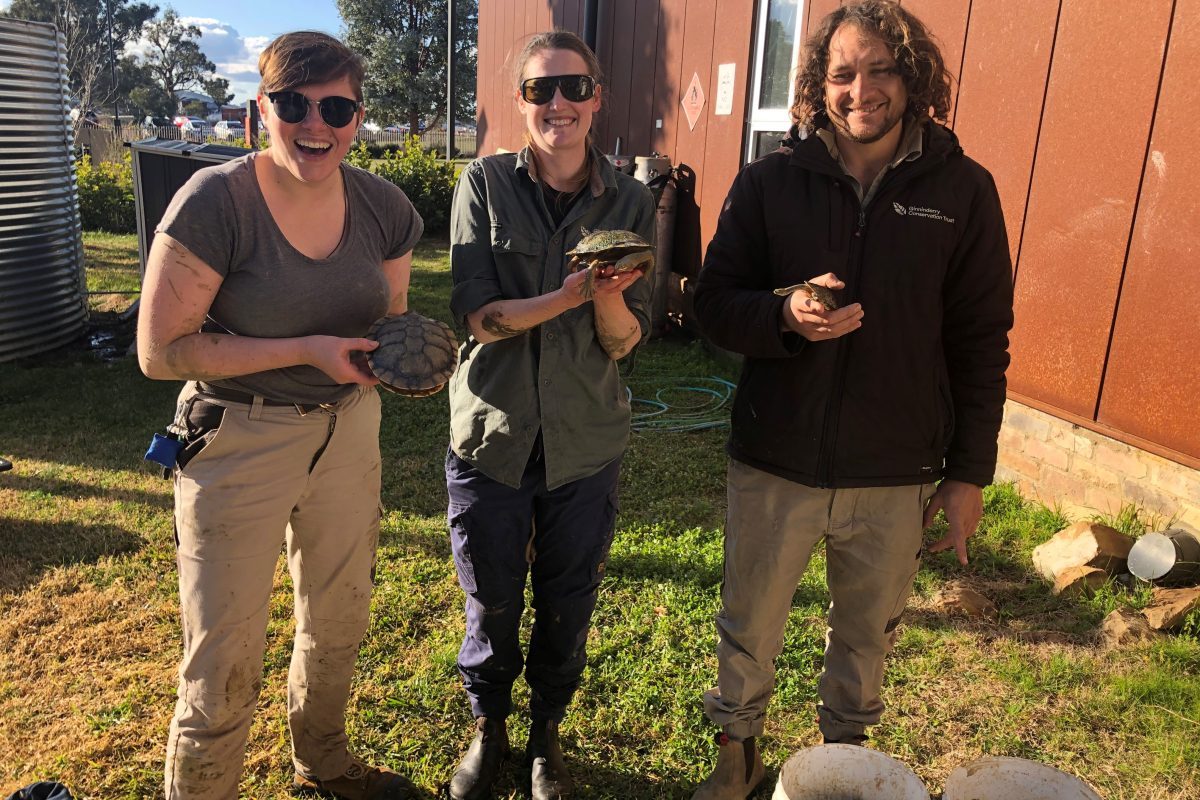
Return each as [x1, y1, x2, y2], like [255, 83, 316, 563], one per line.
[347, 136, 457, 233]
[76, 153, 136, 233]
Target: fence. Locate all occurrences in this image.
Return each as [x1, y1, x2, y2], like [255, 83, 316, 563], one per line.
[75, 123, 478, 161]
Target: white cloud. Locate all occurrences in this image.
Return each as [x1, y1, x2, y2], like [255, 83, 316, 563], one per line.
[127, 17, 269, 104]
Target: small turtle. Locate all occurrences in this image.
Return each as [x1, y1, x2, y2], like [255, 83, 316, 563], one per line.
[365, 312, 459, 397]
[566, 228, 655, 299]
[773, 281, 840, 311]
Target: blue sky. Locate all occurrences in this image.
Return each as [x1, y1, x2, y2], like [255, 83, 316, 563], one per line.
[153, 1, 346, 103]
[0, 0, 345, 104]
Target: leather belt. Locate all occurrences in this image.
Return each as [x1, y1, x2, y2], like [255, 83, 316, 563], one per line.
[196, 383, 332, 414]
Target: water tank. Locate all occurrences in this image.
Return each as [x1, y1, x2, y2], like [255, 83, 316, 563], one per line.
[0, 18, 86, 362]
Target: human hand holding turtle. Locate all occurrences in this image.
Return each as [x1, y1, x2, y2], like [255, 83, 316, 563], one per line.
[564, 229, 655, 302]
[777, 272, 864, 341]
[306, 335, 381, 385]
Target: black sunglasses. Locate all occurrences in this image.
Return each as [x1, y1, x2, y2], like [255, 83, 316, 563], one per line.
[520, 74, 596, 105]
[267, 90, 361, 128]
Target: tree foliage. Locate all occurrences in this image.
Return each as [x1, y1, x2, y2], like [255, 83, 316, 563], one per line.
[4, 0, 157, 127]
[202, 76, 234, 106]
[338, 0, 477, 131]
[140, 9, 215, 100]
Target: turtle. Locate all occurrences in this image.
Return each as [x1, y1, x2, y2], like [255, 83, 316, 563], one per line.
[566, 228, 655, 299]
[773, 280, 840, 311]
[364, 312, 460, 397]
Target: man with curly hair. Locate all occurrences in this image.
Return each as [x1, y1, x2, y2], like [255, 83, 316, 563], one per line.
[689, 2, 1014, 796]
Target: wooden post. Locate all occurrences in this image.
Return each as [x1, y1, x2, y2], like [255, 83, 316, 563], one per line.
[245, 99, 260, 150]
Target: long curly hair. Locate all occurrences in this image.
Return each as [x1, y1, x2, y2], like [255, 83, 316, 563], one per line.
[790, 0, 952, 131]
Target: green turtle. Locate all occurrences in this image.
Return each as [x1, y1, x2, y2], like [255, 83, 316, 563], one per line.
[566, 228, 655, 299]
[365, 312, 459, 397]
[773, 281, 840, 311]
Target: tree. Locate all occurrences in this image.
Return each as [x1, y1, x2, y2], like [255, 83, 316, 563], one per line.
[4, 0, 158, 128]
[202, 76, 233, 107]
[338, 0, 477, 132]
[139, 8, 215, 101]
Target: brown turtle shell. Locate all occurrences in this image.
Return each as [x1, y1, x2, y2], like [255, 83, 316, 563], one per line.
[365, 312, 459, 397]
[772, 281, 840, 311]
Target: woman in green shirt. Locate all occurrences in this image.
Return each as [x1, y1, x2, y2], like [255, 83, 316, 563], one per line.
[444, 30, 656, 800]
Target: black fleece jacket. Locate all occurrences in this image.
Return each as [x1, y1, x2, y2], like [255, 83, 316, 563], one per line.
[695, 119, 1013, 489]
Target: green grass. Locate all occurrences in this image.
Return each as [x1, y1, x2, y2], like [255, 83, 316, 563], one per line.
[83, 230, 141, 314]
[0, 232, 1197, 798]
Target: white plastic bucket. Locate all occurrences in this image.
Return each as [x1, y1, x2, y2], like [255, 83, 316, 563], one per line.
[942, 756, 1101, 800]
[771, 744, 929, 800]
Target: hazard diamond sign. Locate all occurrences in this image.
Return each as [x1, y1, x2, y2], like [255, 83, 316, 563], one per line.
[681, 72, 705, 131]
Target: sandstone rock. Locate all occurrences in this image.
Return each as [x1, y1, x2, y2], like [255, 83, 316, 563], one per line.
[1052, 565, 1110, 597]
[1099, 609, 1159, 649]
[1031, 522, 1134, 582]
[931, 581, 997, 619]
[1143, 586, 1200, 631]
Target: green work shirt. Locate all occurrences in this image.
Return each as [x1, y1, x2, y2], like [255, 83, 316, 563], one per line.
[448, 146, 656, 490]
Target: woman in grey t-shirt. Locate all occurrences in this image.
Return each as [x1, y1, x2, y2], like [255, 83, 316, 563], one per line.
[137, 32, 422, 800]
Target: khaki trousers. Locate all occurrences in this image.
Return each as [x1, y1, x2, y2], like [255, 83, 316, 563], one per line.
[703, 459, 934, 743]
[165, 383, 382, 799]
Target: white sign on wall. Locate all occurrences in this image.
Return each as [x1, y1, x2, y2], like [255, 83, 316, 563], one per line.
[715, 63, 736, 116]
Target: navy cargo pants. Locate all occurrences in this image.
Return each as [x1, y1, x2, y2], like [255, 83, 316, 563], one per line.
[445, 444, 621, 723]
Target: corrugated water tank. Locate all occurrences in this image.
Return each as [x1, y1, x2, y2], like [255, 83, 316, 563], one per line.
[0, 18, 86, 363]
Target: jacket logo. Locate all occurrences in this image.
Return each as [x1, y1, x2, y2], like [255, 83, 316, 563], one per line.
[893, 203, 955, 224]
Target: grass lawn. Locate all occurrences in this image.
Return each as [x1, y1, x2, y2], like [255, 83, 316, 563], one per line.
[1, 233, 1198, 798]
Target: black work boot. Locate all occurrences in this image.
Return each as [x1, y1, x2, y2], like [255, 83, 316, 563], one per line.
[450, 717, 510, 800]
[527, 719, 573, 799]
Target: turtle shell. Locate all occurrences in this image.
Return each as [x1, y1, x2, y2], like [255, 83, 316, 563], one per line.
[772, 281, 839, 311]
[566, 228, 654, 262]
[365, 312, 459, 397]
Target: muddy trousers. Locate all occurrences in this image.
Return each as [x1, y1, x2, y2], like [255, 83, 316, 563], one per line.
[445, 447, 621, 723]
[164, 384, 383, 800]
[703, 459, 934, 743]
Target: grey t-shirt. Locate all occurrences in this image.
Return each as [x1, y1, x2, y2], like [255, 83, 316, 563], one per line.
[156, 152, 423, 403]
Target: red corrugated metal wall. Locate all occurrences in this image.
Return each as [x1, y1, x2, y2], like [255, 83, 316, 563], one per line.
[474, 0, 1200, 467]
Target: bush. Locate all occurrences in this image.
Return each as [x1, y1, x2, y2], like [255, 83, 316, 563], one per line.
[346, 137, 457, 233]
[76, 153, 136, 233]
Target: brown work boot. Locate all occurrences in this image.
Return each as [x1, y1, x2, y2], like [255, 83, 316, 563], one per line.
[450, 717, 510, 800]
[690, 732, 765, 800]
[527, 719, 573, 799]
[292, 757, 421, 799]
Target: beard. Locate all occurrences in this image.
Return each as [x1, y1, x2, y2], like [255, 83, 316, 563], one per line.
[829, 103, 905, 145]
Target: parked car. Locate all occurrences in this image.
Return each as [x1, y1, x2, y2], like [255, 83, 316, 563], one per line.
[212, 120, 245, 140]
[179, 117, 212, 136]
[142, 115, 173, 131]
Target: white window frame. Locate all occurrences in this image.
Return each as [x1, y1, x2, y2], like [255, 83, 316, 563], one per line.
[745, 0, 805, 162]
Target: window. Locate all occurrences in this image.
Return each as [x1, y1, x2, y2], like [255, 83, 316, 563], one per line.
[746, 0, 804, 162]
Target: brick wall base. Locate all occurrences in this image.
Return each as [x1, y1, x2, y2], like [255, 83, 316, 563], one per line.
[997, 401, 1200, 534]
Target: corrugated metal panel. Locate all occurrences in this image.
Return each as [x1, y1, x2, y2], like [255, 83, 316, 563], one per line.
[0, 18, 86, 363]
[698, 0, 754, 249]
[1006, 0, 1172, 419]
[952, 0, 1058, 265]
[1098, 0, 1200, 461]
[899, 0, 970, 123]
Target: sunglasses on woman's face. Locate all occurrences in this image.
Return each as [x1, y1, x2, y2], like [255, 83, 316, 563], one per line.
[267, 91, 361, 128]
[519, 74, 596, 105]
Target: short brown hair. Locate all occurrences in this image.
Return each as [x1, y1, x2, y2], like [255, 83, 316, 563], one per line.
[791, 0, 952, 130]
[258, 31, 365, 101]
[513, 30, 604, 91]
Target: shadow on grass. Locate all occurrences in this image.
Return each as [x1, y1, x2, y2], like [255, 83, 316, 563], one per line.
[0, 472, 170, 511]
[0, 516, 146, 593]
[446, 738, 707, 800]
